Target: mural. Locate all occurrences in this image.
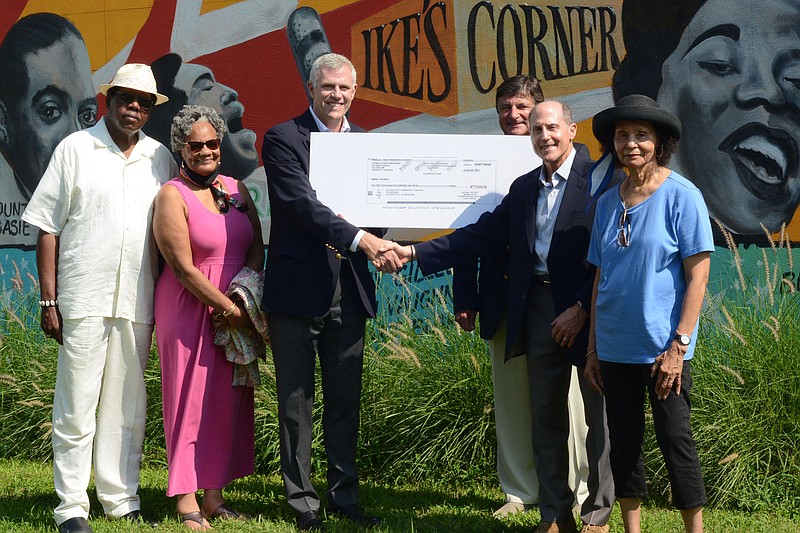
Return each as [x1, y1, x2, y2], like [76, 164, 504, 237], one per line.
[0, 13, 97, 247]
[615, 0, 800, 245]
[0, 0, 798, 309]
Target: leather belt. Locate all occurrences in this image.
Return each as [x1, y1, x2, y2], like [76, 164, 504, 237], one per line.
[532, 274, 551, 288]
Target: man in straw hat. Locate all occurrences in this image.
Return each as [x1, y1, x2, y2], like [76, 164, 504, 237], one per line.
[22, 63, 176, 533]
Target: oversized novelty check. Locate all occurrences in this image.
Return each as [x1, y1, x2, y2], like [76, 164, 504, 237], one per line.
[309, 132, 540, 232]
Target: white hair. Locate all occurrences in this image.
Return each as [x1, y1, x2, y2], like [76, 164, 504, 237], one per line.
[308, 53, 357, 87]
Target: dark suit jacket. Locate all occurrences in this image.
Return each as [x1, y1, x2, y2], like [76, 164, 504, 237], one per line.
[451, 143, 593, 342]
[418, 148, 620, 365]
[261, 109, 378, 318]
[452, 247, 508, 340]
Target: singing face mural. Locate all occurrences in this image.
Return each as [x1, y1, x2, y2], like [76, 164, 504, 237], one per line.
[174, 63, 259, 179]
[0, 13, 96, 200]
[147, 54, 259, 180]
[658, 0, 800, 235]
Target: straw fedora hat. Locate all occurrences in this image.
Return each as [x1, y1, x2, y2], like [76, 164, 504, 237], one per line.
[592, 94, 680, 147]
[98, 63, 169, 105]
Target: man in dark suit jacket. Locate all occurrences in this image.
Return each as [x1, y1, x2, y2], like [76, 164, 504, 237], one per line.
[383, 101, 618, 533]
[261, 53, 396, 531]
[453, 77, 595, 518]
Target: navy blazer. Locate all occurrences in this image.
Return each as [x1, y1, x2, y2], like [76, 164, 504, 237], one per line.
[418, 148, 621, 365]
[261, 109, 379, 318]
[451, 144, 593, 341]
[452, 248, 508, 340]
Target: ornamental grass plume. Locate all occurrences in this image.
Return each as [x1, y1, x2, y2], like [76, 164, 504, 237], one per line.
[0, 290, 56, 460]
[668, 231, 800, 513]
[359, 282, 495, 484]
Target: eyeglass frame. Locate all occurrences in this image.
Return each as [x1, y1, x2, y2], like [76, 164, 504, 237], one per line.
[184, 139, 222, 152]
[617, 207, 631, 247]
[112, 90, 156, 111]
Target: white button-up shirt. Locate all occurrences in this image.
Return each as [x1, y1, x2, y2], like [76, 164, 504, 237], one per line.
[22, 117, 177, 323]
[533, 146, 577, 275]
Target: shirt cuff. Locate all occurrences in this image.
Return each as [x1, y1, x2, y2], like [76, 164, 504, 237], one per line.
[349, 230, 366, 252]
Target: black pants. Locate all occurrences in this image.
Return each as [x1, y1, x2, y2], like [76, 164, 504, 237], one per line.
[270, 267, 366, 515]
[524, 283, 614, 524]
[602, 360, 707, 509]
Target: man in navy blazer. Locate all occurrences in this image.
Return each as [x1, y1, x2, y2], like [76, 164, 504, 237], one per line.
[261, 53, 396, 531]
[383, 101, 618, 533]
[453, 76, 594, 519]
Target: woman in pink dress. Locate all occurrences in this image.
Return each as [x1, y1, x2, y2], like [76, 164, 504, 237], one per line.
[153, 105, 264, 530]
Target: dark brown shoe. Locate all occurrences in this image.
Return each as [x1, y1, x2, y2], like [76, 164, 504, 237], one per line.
[296, 510, 324, 531]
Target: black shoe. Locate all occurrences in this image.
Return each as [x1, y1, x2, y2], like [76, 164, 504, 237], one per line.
[330, 506, 382, 527]
[296, 510, 324, 531]
[57, 517, 93, 533]
[120, 510, 159, 528]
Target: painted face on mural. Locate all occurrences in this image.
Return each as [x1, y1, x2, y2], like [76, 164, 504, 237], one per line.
[2, 33, 96, 199]
[173, 63, 258, 179]
[658, 0, 800, 234]
[308, 65, 357, 132]
[497, 93, 535, 136]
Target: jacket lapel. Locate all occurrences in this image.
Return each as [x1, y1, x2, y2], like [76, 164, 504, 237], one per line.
[554, 172, 586, 232]
[298, 111, 316, 149]
[551, 152, 589, 245]
[524, 169, 539, 254]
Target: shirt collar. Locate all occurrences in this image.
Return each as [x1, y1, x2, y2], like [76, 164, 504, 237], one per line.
[309, 106, 351, 133]
[539, 145, 577, 186]
[92, 117, 155, 158]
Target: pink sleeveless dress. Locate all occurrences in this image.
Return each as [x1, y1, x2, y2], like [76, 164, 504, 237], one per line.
[155, 175, 255, 496]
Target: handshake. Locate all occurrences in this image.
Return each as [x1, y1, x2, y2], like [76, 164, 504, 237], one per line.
[357, 233, 415, 273]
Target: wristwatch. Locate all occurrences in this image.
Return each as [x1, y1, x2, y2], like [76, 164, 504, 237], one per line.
[674, 332, 691, 346]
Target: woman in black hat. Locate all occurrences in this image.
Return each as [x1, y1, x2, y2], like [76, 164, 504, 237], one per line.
[583, 95, 713, 533]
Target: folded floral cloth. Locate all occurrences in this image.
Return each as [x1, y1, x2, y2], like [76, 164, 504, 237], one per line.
[214, 267, 270, 386]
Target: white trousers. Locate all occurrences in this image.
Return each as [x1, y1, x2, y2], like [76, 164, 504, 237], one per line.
[52, 317, 152, 525]
[490, 321, 589, 505]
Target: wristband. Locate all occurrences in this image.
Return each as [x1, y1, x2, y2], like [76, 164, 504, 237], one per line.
[39, 299, 58, 308]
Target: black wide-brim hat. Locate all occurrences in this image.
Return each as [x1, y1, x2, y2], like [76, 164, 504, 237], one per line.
[592, 94, 681, 147]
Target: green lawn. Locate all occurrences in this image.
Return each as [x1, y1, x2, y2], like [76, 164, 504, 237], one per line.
[1, 460, 795, 532]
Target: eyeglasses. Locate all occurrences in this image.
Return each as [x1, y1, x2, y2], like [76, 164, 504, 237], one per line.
[618, 207, 631, 247]
[184, 139, 221, 152]
[116, 91, 155, 111]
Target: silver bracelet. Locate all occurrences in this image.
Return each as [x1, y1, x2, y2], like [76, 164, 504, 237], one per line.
[39, 299, 58, 308]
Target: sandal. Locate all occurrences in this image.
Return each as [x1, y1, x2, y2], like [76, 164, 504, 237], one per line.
[180, 511, 211, 530]
[203, 503, 251, 521]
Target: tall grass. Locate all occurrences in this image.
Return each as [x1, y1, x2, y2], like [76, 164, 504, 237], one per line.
[360, 279, 494, 483]
[690, 228, 800, 514]
[0, 253, 799, 515]
[0, 289, 55, 460]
